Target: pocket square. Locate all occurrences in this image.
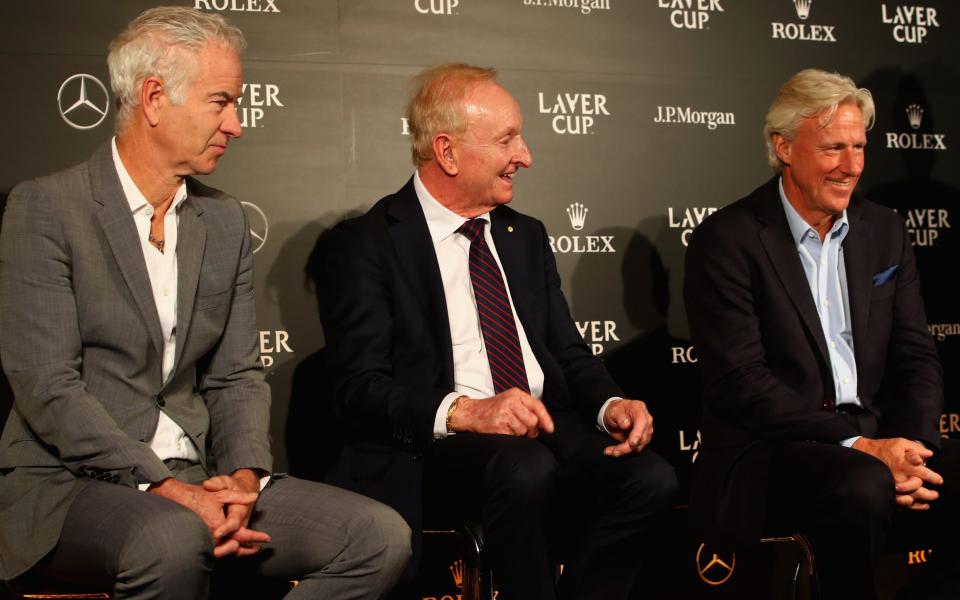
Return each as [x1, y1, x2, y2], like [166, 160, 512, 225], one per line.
[872, 265, 898, 287]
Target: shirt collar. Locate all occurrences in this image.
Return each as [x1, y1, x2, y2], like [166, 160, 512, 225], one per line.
[778, 176, 848, 245]
[413, 170, 490, 245]
[111, 137, 188, 215]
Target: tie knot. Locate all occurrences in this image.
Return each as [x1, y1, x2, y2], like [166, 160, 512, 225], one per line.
[457, 218, 486, 243]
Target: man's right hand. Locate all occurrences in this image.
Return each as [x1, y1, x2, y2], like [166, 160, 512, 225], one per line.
[852, 437, 943, 510]
[148, 477, 268, 557]
[449, 389, 555, 438]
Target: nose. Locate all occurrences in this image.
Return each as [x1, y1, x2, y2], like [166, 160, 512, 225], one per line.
[222, 102, 243, 139]
[515, 136, 532, 169]
[840, 147, 863, 176]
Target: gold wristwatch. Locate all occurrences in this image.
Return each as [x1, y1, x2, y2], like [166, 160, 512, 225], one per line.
[446, 396, 461, 433]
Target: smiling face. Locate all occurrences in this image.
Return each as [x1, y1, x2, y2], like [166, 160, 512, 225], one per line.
[158, 42, 243, 176]
[775, 101, 866, 238]
[452, 82, 532, 212]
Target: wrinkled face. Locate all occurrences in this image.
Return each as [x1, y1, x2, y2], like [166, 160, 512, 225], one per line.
[159, 43, 243, 176]
[776, 101, 866, 231]
[453, 82, 532, 211]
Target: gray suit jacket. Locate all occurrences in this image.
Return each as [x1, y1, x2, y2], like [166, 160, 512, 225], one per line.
[0, 142, 272, 579]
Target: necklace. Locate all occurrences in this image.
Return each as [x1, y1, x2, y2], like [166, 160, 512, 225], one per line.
[148, 232, 165, 253]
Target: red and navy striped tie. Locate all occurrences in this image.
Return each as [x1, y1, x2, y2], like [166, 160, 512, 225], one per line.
[458, 218, 530, 393]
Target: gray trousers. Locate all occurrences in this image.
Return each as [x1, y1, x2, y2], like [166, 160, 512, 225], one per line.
[34, 474, 411, 600]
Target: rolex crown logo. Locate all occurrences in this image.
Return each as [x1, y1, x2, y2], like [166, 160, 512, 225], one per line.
[906, 104, 924, 130]
[793, 0, 811, 20]
[449, 559, 464, 589]
[567, 202, 588, 231]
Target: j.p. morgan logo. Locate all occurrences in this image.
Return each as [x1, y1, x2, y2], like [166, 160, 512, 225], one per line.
[549, 203, 616, 254]
[881, 4, 939, 44]
[658, 0, 723, 30]
[194, 0, 280, 12]
[538, 92, 610, 135]
[929, 323, 960, 342]
[58, 74, 109, 130]
[669, 207, 717, 246]
[654, 105, 735, 130]
[885, 103, 947, 151]
[771, 0, 837, 42]
[522, 0, 610, 15]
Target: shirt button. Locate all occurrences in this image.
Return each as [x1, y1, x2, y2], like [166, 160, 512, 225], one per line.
[842, 378, 849, 384]
[145, 207, 153, 217]
[163, 289, 170, 297]
[823, 299, 830, 307]
[830, 341, 836, 349]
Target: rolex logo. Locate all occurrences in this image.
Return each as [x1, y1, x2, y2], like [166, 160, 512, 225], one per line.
[906, 103, 924, 130]
[793, 0, 811, 20]
[449, 559, 464, 589]
[567, 202, 588, 231]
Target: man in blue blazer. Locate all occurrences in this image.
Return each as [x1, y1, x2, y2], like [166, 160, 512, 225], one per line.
[684, 69, 959, 599]
[319, 64, 677, 600]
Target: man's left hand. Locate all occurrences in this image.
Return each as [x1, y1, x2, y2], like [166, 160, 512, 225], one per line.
[203, 469, 270, 557]
[602, 399, 654, 457]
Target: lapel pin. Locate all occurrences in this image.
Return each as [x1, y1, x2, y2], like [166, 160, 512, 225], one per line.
[507, 226, 514, 233]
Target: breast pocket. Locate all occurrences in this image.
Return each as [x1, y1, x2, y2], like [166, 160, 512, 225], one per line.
[195, 288, 233, 311]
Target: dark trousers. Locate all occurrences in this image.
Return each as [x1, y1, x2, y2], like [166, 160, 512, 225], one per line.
[763, 438, 960, 600]
[423, 413, 678, 600]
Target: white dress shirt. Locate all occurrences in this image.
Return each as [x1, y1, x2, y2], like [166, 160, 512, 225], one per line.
[112, 138, 201, 465]
[414, 172, 614, 437]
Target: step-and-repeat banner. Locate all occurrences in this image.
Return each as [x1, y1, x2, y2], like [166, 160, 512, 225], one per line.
[1, 1, 957, 597]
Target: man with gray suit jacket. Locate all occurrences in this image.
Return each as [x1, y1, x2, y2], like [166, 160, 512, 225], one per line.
[0, 7, 409, 599]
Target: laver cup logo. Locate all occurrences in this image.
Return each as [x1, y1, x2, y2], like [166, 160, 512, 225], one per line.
[900, 208, 950, 247]
[538, 92, 610, 135]
[657, 0, 724, 30]
[58, 74, 109, 130]
[416, 0, 459, 15]
[881, 4, 939, 44]
[238, 83, 284, 129]
[771, 0, 837, 42]
[668, 207, 716, 246]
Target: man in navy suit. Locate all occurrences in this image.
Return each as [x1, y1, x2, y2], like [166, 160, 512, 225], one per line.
[684, 69, 959, 599]
[319, 64, 677, 600]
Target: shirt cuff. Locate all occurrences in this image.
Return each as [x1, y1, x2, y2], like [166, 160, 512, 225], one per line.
[840, 436, 861, 448]
[596, 397, 622, 433]
[434, 392, 463, 439]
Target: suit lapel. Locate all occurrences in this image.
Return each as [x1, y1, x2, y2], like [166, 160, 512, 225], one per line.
[173, 185, 207, 372]
[386, 180, 454, 385]
[88, 143, 165, 361]
[753, 180, 831, 365]
[841, 200, 873, 373]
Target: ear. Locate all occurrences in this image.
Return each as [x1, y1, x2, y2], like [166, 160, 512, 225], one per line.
[140, 76, 165, 127]
[773, 133, 791, 168]
[433, 134, 458, 176]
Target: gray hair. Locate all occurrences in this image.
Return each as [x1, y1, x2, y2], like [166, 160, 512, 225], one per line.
[406, 63, 499, 166]
[107, 6, 246, 132]
[763, 69, 875, 171]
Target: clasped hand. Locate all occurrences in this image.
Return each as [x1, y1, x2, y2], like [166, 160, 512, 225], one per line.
[149, 469, 270, 557]
[853, 437, 944, 510]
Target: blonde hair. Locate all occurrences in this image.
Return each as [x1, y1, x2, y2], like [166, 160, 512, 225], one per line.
[763, 69, 875, 171]
[406, 63, 498, 165]
[108, 6, 246, 132]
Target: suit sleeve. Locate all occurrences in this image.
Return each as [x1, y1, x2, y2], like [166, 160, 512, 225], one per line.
[0, 179, 171, 486]
[198, 203, 273, 475]
[318, 220, 448, 451]
[683, 217, 861, 443]
[873, 218, 942, 448]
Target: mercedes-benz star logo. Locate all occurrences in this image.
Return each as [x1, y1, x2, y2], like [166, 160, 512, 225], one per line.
[242, 201, 269, 254]
[695, 543, 736, 586]
[58, 74, 110, 130]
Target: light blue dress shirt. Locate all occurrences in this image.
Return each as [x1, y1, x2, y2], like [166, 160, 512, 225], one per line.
[778, 179, 861, 446]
